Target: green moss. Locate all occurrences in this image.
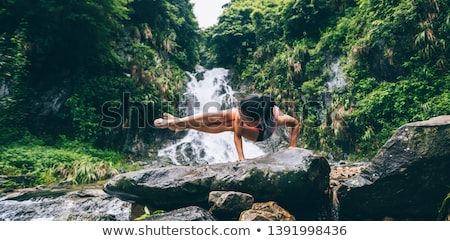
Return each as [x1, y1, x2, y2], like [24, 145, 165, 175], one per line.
[114, 177, 138, 191]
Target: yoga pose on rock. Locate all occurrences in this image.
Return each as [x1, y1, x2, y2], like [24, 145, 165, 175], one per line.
[154, 94, 300, 161]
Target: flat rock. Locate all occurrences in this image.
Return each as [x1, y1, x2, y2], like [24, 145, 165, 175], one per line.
[104, 148, 330, 218]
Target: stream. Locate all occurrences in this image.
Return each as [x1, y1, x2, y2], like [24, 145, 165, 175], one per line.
[0, 184, 131, 221]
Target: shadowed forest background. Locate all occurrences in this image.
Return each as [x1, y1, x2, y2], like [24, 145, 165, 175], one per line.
[0, 0, 449, 189]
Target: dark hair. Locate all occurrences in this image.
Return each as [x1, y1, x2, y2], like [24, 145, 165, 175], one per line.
[239, 94, 275, 127]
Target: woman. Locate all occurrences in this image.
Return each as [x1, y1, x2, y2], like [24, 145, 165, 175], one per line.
[154, 94, 300, 161]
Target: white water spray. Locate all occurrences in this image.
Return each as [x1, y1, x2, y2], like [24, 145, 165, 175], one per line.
[157, 68, 266, 164]
[327, 59, 347, 92]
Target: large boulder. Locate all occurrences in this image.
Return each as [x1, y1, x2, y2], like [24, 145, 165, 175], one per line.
[103, 148, 330, 219]
[239, 201, 296, 221]
[339, 115, 450, 220]
[208, 191, 254, 220]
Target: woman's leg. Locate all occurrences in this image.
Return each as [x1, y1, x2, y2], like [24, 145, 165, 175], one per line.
[154, 110, 234, 133]
[161, 113, 183, 131]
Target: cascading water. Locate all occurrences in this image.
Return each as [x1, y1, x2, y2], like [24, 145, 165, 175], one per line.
[0, 187, 131, 221]
[157, 68, 266, 164]
[0, 80, 9, 98]
[327, 59, 347, 92]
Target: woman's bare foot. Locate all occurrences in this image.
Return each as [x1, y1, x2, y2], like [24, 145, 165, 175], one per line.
[154, 118, 170, 129]
[155, 113, 185, 131]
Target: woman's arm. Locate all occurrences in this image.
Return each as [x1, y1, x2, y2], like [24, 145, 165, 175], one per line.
[234, 132, 245, 161]
[277, 113, 300, 148]
[233, 111, 245, 161]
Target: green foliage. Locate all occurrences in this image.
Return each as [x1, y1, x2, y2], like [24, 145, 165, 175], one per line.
[1, 0, 449, 192]
[6, 0, 130, 80]
[0, 138, 135, 189]
[0, 29, 29, 145]
[0, 0, 200, 150]
[134, 206, 165, 220]
[66, 94, 102, 143]
[207, 0, 256, 70]
[0, 0, 202, 190]
[325, 0, 449, 156]
[283, 0, 337, 41]
[129, 0, 201, 69]
[206, 0, 449, 159]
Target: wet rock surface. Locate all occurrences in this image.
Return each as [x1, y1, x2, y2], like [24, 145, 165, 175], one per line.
[329, 161, 370, 181]
[141, 206, 216, 221]
[208, 191, 254, 220]
[239, 201, 296, 221]
[0, 185, 131, 221]
[103, 148, 331, 219]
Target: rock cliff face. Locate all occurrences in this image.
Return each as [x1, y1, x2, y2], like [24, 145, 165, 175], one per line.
[103, 148, 331, 219]
[339, 115, 450, 220]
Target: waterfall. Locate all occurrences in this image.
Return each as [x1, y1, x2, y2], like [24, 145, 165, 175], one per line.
[0, 80, 9, 98]
[157, 68, 266, 165]
[327, 59, 347, 92]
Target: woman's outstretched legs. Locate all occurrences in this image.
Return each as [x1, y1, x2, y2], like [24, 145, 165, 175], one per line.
[154, 110, 234, 133]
